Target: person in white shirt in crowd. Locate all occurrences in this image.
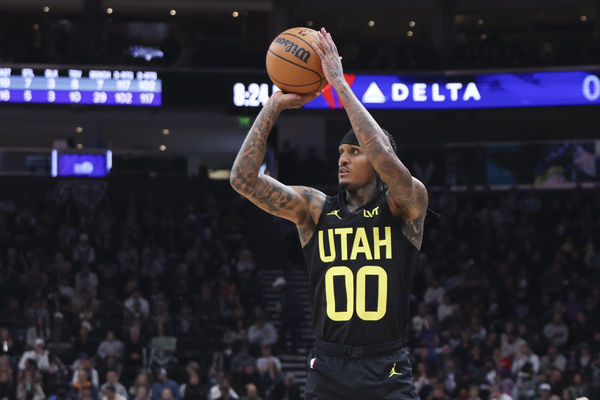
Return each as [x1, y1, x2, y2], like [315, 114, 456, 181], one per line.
[103, 385, 128, 400]
[501, 321, 527, 360]
[18, 338, 49, 371]
[424, 278, 445, 306]
[209, 376, 238, 400]
[100, 370, 129, 399]
[255, 345, 282, 375]
[511, 343, 540, 375]
[247, 314, 277, 348]
[437, 294, 455, 323]
[124, 289, 150, 319]
[490, 384, 513, 400]
[411, 302, 428, 341]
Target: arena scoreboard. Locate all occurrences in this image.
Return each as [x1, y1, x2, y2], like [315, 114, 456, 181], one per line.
[0, 66, 161, 106]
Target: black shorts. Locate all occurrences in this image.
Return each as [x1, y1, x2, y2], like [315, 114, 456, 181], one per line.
[305, 339, 419, 400]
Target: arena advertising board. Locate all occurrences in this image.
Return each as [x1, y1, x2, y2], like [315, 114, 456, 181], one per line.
[234, 69, 600, 110]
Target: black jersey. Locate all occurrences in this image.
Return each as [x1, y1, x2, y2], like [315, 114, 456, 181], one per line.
[301, 189, 419, 345]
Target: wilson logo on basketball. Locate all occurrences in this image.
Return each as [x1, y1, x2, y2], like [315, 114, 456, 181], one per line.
[273, 37, 311, 63]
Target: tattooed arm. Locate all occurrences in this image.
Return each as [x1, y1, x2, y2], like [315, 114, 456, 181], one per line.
[230, 91, 326, 246]
[311, 27, 428, 248]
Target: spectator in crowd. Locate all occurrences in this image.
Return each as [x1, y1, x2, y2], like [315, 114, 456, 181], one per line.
[17, 358, 44, 400]
[74, 322, 97, 358]
[209, 376, 238, 400]
[272, 277, 303, 352]
[103, 384, 127, 400]
[70, 367, 97, 399]
[72, 352, 100, 387]
[0, 368, 13, 400]
[247, 315, 277, 349]
[128, 371, 151, 399]
[100, 370, 128, 399]
[72, 233, 96, 265]
[540, 345, 567, 374]
[511, 343, 540, 375]
[98, 330, 125, 360]
[124, 289, 150, 320]
[18, 338, 49, 372]
[151, 368, 180, 400]
[535, 383, 552, 400]
[240, 383, 262, 400]
[180, 367, 205, 399]
[267, 372, 301, 400]
[133, 385, 151, 400]
[544, 313, 569, 349]
[424, 279, 445, 306]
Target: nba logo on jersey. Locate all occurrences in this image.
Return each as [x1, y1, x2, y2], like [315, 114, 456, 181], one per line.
[309, 358, 316, 369]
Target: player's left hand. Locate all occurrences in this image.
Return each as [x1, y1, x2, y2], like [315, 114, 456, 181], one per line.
[311, 27, 345, 88]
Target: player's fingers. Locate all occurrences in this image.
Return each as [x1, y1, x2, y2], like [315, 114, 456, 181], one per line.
[318, 29, 333, 53]
[310, 42, 325, 59]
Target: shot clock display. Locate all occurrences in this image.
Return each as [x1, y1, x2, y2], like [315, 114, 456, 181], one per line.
[0, 66, 161, 106]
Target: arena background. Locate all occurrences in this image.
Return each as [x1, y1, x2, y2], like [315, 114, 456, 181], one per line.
[0, 1, 599, 399]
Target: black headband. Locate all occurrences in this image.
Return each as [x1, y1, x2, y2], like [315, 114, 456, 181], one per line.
[340, 129, 360, 147]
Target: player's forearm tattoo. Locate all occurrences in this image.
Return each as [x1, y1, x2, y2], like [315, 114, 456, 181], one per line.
[400, 187, 427, 250]
[335, 85, 414, 198]
[230, 104, 302, 215]
[230, 104, 279, 194]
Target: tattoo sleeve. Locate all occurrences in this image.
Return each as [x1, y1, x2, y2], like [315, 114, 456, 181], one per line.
[230, 103, 325, 230]
[335, 82, 428, 248]
[230, 103, 280, 196]
[335, 83, 414, 200]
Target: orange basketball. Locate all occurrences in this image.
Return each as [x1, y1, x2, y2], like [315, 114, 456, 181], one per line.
[266, 27, 327, 94]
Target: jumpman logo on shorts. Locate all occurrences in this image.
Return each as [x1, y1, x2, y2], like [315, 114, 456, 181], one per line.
[388, 363, 402, 377]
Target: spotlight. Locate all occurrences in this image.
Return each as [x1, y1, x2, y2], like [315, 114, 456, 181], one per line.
[368, 20, 375, 27]
[169, 9, 176, 16]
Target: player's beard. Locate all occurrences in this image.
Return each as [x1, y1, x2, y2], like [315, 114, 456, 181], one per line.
[338, 181, 349, 191]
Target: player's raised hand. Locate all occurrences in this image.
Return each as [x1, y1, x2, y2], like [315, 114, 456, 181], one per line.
[310, 27, 345, 88]
[269, 89, 322, 110]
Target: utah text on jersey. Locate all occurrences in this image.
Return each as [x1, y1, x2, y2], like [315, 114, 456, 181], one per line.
[318, 226, 392, 262]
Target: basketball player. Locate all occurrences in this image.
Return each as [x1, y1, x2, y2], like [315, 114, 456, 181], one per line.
[230, 27, 427, 399]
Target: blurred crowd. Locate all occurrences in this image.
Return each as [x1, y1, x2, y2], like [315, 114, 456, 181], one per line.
[0, 177, 599, 400]
[0, 184, 301, 400]
[0, 14, 599, 70]
[406, 186, 600, 400]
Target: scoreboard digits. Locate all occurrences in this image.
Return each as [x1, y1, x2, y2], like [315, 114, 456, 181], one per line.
[0, 67, 161, 106]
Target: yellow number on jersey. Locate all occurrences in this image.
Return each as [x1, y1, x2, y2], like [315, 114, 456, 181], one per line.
[324, 265, 387, 321]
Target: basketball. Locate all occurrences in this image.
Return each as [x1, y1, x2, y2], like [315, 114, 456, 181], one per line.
[266, 27, 327, 94]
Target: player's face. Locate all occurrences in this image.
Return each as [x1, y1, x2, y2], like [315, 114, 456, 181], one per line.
[338, 144, 377, 190]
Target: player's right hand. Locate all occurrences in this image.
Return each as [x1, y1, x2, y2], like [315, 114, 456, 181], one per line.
[269, 90, 322, 111]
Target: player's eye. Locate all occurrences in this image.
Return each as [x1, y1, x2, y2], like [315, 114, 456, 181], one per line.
[351, 148, 359, 154]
